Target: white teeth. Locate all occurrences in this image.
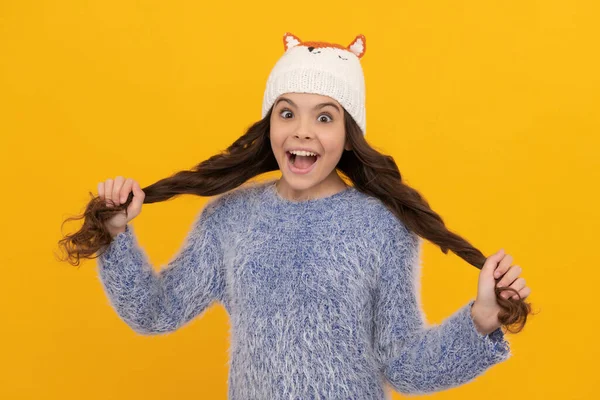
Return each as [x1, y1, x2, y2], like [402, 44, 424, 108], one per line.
[289, 150, 318, 157]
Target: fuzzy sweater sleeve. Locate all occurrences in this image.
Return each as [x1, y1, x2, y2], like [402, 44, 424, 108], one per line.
[373, 216, 511, 395]
[96, 198, 225, 335]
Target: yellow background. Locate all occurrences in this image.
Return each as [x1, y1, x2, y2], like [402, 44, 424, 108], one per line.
[1, 0, 596, 398]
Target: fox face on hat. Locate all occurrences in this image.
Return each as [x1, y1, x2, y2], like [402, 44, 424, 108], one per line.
[262, 32, 367, 136]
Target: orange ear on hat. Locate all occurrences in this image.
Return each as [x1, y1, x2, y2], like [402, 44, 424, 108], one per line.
[347, 34, 366, 59]
[283, 32, 302, 51]
[282, 32, 366, 59]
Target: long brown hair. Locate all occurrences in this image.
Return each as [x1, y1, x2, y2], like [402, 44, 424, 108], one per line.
[57, 104, 533, 333]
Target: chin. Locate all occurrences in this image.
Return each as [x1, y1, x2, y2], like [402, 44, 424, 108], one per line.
[282, 175, 319, 189]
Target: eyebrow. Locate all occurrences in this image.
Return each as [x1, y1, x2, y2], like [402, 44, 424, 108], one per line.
[274, 97, 341, 114]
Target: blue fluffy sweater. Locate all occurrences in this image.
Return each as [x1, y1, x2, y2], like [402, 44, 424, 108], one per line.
[97, 178, 511, 399]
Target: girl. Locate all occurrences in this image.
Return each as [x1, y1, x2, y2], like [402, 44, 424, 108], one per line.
[60, 32, 533, 399]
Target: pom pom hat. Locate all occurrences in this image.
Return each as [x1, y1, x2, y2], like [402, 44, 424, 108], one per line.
[262, 32, 368, 136]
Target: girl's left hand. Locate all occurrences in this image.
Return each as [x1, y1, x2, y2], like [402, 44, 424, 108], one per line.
[471, 248, 532, 335]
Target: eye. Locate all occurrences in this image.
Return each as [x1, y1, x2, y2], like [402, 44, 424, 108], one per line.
[318, 114, 333, 123]
[280, 109, 293, 119]
[278, 108, 333, 123]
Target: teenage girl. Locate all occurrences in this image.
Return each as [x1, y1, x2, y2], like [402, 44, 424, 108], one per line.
[60, 32, 533, 399]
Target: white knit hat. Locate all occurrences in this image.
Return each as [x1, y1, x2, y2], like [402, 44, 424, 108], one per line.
[262, 32, 367, 136]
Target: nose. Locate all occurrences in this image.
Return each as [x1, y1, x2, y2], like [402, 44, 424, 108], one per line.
[294, 131, 314, 140]
[292, 115, 315, 140]
[293, 122, 315, 140]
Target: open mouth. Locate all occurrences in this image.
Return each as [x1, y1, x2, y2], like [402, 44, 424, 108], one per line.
[286, 151, 319, 174]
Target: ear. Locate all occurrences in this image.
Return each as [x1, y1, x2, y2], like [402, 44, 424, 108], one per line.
[347, 34, 366, 59]
[283, 32, 302, 51]
[344, 137, 352, 151]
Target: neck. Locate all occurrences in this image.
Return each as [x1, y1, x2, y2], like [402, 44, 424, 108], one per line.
[275, 173, 348, 202]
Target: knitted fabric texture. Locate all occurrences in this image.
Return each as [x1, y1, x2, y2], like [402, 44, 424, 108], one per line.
[97, 179, 511, 399]
[262, 32, 368, 136]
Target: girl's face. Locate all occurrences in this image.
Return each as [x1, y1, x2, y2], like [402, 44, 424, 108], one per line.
[270, 92, 351, 201]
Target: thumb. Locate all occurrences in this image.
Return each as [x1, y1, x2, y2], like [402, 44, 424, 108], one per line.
[128, 181, 145, 216]
[481, 248, 505, 277]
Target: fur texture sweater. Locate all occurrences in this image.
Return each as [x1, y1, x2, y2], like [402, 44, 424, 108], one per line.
[97, 178, 511, 399]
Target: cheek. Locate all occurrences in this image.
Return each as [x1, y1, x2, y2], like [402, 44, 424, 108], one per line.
[320, 135, 346, 156]
[269, 124, 280, 144]
[269, 131, 286, 158]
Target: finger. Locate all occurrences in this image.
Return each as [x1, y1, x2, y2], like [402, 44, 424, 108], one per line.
[112, 176, 125, 205]
[120, 178, 134, 204]
[503, 277, 526, 299]
[512, 286, 531, 300]
[97, 182, 105, 200]
[497, 264, 522, 289]
[494, 253, 514, 279]
[105, 179, 114, 207]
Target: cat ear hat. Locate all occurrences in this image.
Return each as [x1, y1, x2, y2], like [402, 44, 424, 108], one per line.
[261, 32, 367, 136]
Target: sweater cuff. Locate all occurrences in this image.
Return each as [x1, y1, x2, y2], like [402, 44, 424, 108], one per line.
[462, 299, 512, 364]
[99, 224, 135, 264]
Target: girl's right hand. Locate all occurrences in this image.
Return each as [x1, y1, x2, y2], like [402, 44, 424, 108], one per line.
[97, 176, 145, 237]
